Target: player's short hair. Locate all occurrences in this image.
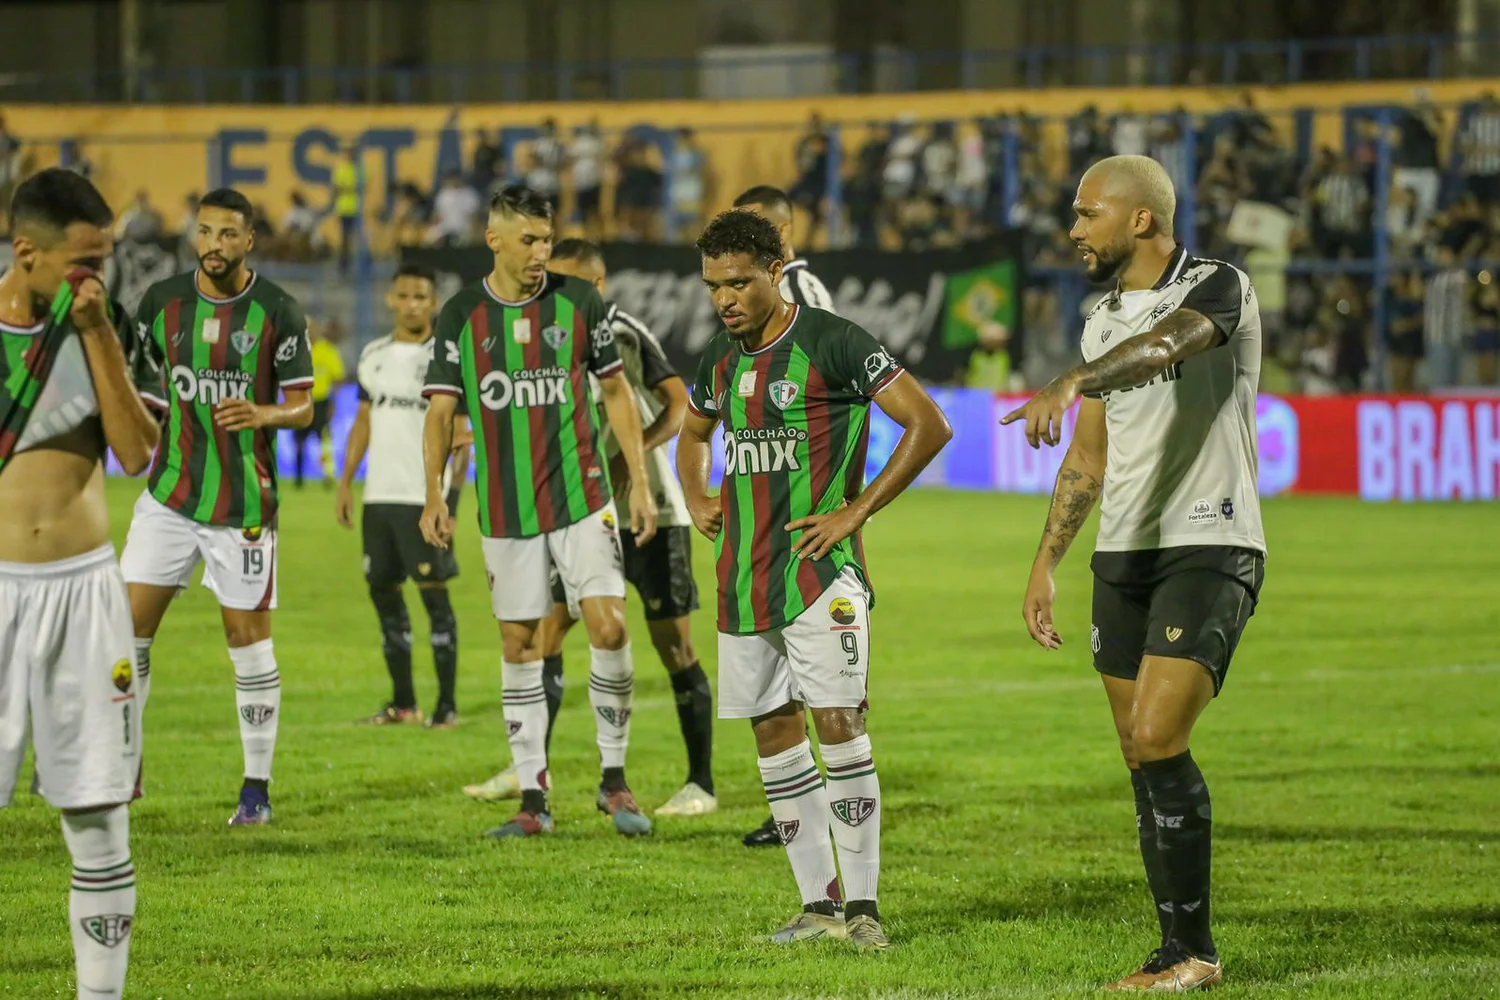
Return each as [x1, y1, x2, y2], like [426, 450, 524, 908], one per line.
[733, 185, 792, 214]
[490, 184, 554, 223]
[1085, 155, 1177, 238]
[198, 188, 255, 225]
[551, 238, 603, 266]
[9, 168, 112, 242]
[392, 262, 436, 286]
[695, 209, 785, 270]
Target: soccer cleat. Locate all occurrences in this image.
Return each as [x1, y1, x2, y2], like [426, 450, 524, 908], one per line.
[654, 782, 718, 817]
[743, 814, 781, 847]
[360, 703, 423, 726]
[426, 702, 459, 729]
[228, 786, 272, 827]
[769, 910, 845, 944]
[596, 787, 653, 837]
[844, 914, 890, 953]
[463, 766, 521, 802]
[1106, 946, 1222, 992]
[483, 810, 554, 839]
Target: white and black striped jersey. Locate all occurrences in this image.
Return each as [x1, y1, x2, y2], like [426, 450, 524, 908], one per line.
[594, 303, 691, 528]
[779, 259, 836, 314]
[1080, 247, 1265, 555]
[1463, 109, 1500, 175]
[356, 334, 449, 506]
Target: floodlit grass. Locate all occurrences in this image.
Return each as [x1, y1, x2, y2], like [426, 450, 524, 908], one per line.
[2, 479, 1497, 998]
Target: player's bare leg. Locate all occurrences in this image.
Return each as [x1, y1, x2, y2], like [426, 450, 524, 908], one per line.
[221, 607, 279, 827]
[810, 706, 887, 952]
[484, 619, 555, 838]
[650, 616, 717, 817]
[1105, 657, 1222, 992]
[578, 595, 651, 836]
[464, 603, 570, 802]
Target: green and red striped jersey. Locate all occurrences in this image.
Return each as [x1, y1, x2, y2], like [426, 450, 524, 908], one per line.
[687, 305, 903, 635]
[132, 270, 313, 530]
[424, 272, 620, 539]
[0, 283, 80, 477]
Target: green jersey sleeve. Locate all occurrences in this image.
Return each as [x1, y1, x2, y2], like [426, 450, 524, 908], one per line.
[129, 286, 168, 409]
[825, 321, 904, 398]
[273, 294, 314, 391]
[424, 298, 465, 398]
[687, 335, 729, 419]
[578, 284, 623, 378]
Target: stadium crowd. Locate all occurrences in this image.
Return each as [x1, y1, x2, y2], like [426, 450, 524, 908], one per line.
[8, 92, 1500, 392]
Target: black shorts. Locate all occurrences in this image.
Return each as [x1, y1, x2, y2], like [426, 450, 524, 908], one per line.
[548, 525, 698, 622]
[307, 399, 332, 435]
[1089, 545, 1264, 695]
[363, 503, 458, 587]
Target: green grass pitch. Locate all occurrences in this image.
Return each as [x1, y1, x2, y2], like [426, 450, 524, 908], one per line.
[2, 479, 1498, 998]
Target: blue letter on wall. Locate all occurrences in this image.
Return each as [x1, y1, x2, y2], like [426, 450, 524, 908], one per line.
[292, 128, 341, 211]
[213, 129, 268, 189]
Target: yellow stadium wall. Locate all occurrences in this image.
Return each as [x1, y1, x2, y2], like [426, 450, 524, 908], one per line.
[6, 78, 1496, 247]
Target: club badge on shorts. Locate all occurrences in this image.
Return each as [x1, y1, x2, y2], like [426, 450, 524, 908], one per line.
[111, 658, 133, 693]
[829, 597, 856, 625]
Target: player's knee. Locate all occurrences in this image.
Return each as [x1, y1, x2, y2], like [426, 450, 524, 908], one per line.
[223, 619, 270, 649]
[811, 707, 866, 746]
[1130, 718, 1186, 762]
[501, 632, 538, 664]
[1116, 730, 1140, 768]
[751, 706, 807, 757]
[590, 617, 629, 651]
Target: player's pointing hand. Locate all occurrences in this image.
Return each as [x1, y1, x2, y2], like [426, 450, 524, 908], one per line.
[1000, 377, 1081, 449]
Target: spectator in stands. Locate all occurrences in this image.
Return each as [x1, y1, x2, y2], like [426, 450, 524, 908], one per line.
[789, 112, 829, 231]
[667, 128, 711, 242]
[1392, 100, 1443, 225]
[1230, 91, 1275, 151]
[613, 134, 662, 241]
[954, 122, 989, 236]
[1430, 191, 1487, 258]
[963, 318, 1012, 392]
[115, 189, 163, 244]
[920, 122, 959, 203]
[1197, 134, 1247, 247]
[1460, 91, 1500, 206]
[1066, 104, 1107, 175]
[333, 144, 364, 274]
[1109, 106, 1149, 157]
[524, 145, 562, 212]
[278, 191, 323, 261]
[1470, 269, 1500, 385]
[470, 128, 501, 195]
[845, 123, 888, 249]
[1424, 246, 1469, 388]
[1385, 185, 1423, 261]
[1312, 156, 1371, 259]
[426, 170, 481, 247]
[390, 181, 430, 248]
[883, 116, 923, 204]
[1387, 269, 1426, 393]
[567, 119, 605, 238]
[1150, 111, 1191, 196]
[177, 193, 199, 241]
[0, 112, 21, 227]
[251, 202, 275, 245]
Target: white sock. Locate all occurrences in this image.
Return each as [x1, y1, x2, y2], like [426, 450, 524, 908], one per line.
[229, 640, 280, 782]
[759, 740, 841, 907]
[501, 659, 549, 793]
[62, 806, 134, 1000]
[133, 638, 153, 717]
[588, 644, 634, 770]
[821, 734, 881, 903]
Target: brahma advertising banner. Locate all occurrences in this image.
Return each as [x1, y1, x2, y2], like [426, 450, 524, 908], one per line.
[212, 388, 1496, 504]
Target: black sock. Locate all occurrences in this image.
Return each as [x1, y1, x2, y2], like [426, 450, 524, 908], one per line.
[844, 899, 879, 922]
[419, 587, 458, 707]
[541, 654, 564, 754]
[669, 663, 715, 794]
[1131, 768, 1174, 947]
[601, 765, 626, 793]
[804, 899, 842, 918]
[243, 777, 269, 796]
[521, 788, 548, 816]
[1139, 751, 1216, 960]
[370, 587, 415, 709]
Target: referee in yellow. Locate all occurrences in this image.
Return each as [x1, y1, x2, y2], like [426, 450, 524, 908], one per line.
[294, 318, 347, 488]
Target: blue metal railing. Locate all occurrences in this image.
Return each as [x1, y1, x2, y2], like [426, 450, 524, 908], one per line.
[1, 32, 1497, 105]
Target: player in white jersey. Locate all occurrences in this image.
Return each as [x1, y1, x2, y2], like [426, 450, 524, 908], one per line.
[461, 239, 716, 816]
[733, 184, 848, 848]
[1002, 156, 1265, 993]
[0, 169, 162, 1000]
[734, 185, 836, 313]
[336, 264, 471, 728]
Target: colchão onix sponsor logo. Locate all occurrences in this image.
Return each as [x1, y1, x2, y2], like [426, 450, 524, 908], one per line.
[476, 367, 570, 410]
[171, 365, 253, 404]
[723, 427, 806, 475]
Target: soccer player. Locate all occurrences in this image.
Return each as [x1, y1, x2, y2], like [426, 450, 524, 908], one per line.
[420, 186, 659, 840]
[0, 168, 160, 1000]
[1002, 155, 1265, 993]
[733, 184, 846, 849]
[337, 263, 470, 728]
[462, 238, 715, 817]
[678, 211, 951, 950]
[120, 187, 315, 827]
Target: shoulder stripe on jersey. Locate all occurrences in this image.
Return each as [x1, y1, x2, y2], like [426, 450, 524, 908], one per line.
[423, 384, 461, 397]
[140, 391, 169, 410]
[610, 307, 653, 340]
[280, 377, 315, 389]
[595, 358, 624, 378]
[869, 366, 904, 397]
[783, 259, 808, 272]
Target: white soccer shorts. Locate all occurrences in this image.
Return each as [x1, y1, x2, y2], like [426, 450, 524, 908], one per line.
[0, 545, 140, 810]
[480, 501, 627, 622]
[120, 492, 278, 611]
[717, 565, 872, 719]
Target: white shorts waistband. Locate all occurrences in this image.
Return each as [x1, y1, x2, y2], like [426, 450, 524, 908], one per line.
[0, 544, 118, 580]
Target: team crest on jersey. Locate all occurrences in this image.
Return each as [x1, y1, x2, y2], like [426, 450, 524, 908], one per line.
[230, 329, 259, 355]
[828, 597, 856, 625]
[542, 324, 568, 350]
[240, 704, 276, 726]
[111, 658, 133, 693]
[830, 796, 876, 827]
[596, 706, 632, 728]
[767, 379, 799, 410]
[1220, 497, 1235, 520]
[776, 820, 800, 844]
[80, 914, 132, 949]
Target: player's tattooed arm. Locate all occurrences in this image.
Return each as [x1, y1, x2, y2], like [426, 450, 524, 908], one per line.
[1035, 397, 1106, 569]
[1064, 308, 1224, 396]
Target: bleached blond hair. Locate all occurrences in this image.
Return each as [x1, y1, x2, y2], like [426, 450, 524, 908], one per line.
[1082, 155, 1177, 237]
